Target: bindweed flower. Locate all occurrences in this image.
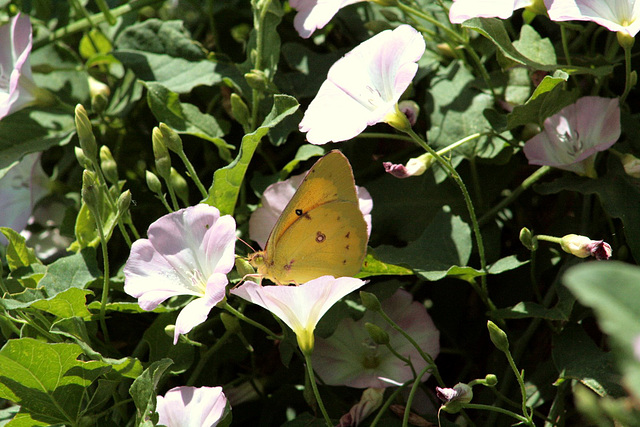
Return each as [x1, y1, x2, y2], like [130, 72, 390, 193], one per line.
[336, 387, 384, 426]
[299, 25, 425, 144]
[621, 153, 640, 178]
[248, 168, 373, 249]
[383, 152, 434, 179]
[312, 289, 440, 388]
[0, 153, 49, 245]
[124, 204, 236, 344]
[560, 234, 612, 260]
[0, 14, 55, 119]
[156, 386, 230, 427]
[290, 0, 365, 39]
[397, 100, 420, 126]
[523, 97, 620, 177]
[436, 383, 473, 413]
[449, 0, 534, 23]
[230, 275, 367, 354]
[546, 0, 640, 38]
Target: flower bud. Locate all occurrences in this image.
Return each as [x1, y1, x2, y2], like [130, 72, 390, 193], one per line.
[621, 153, 640, 178]
[145, 170, 163, 194]
[398, 100, 420, 126]
[88, 76, 110, 114]
[484, 374, 498, 387]
[75, 104, 97, 161]
[560, 234, 612, 260]
[152, 127, 172, 180]
[436, 383, 473, 413]
[487, 321, 509, 353]
[360, 291, 381, 312]
[244, 69, 269, 92]
[383, 152, 434, 179]
[74, 146, 92, 169]
[99, 146, 118, 184]
[235, 257, 256, 278]
[117, 190, 131, 215]
[164, 324, 176, 338]
[158, 123, 183, 153]
[365, 322, 390, 346]
[519, 227, 537, 251]
[230, 93, 251, 129]
[170, 168, 189, 205]
[81, 170, 100, 214]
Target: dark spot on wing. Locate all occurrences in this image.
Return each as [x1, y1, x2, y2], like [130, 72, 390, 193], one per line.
[345, 244, 350, 250]
[295, 209, 303, 216]
[345, 232, 350, 238]
[316, 232, 326, 243]
[304, 213, 312, 220]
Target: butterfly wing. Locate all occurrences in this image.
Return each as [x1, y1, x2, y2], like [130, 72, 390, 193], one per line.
[266, 201, 368, 284]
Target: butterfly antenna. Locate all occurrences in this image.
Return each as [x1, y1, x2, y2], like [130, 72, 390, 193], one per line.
[236, 236, 256, 253]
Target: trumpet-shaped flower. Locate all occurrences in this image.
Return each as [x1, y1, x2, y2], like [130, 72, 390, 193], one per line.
[0, 13, 42, 119]
[311, 289, 440, 388]
[290, 0, 365, 39]
[248, 169, 373, 249]
[0, 153, 49, 245]
[449, 0, 533, 23]
[299, 25, 425, 144]
[231, 276, 367, 353]
[523, 97, 620, 177]
[124, 204, 236, 344]
[156, 386, 230, 427]
[546, 0, 640, 37]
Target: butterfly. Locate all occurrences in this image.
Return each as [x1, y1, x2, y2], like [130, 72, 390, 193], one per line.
[249, 150, 369, 285]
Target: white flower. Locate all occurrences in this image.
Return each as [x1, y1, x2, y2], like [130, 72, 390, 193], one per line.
[156, 386, 230, 427]
[546, 0, 640, 37]
[290, 0, 365, 39]
[449, 0, 533, 23]
[124, 204, 236, 344]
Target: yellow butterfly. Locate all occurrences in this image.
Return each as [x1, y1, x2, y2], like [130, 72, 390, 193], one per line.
[249, 150, 368, 285]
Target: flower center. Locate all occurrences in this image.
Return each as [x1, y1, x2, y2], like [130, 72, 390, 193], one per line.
[558, 130, 583, 157]
[361, 338, 381, 369]
[188, 269, 208, 294]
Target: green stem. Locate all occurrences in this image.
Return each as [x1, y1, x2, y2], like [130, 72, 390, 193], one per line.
[396, 2, 463, 43]
[504, 349, 534, 425]
[222, 302, 282, 340]
[165, 181, 180, 211]
[404, 128, 491, 309]
[303, 352, 332, 426]
[535, 235, 562, 244]
[178, 151, 209, 199]
[478, 166, 552, 226]
[376, 306, 443, 386]
[462, 403, 530, 424]
[187, 330, 233, 386]
[620, 43, 633, 104]
[402, 365, 431, 427]
[249, 0, 273, 130]
[94, 208, 111, 344]
[560, 25, 572, 66]
[370, 384, 406, 427]
[33, 0, 162, 49]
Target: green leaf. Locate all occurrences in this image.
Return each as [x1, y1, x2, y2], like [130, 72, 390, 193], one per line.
[203, 94, 299, 215]
[70, 187, 120, 252]
[492, 285, 575, 320]
[528, 71, 569, 101]
[563, 261, 640, 400]
[552, 324, 625, 397]
[143, 82, 232, 157]
[39, 248, 101, 297]
[79, 29, 112, 59]
[427, 63, 507, 159]
[0, 108, 76, 170]
[86, 301, 171, 313]
[0, 338, 111, 426]
[0, 228, 40, 272]
[506, 86, 577, 129]
[357, 251, 414, 278]
[30, 288, 92, 319]
[376, 207, 472, 281]
[129, 359, 173, 427]
[512, 25, 556, 66]
[446, 255, 528, 281]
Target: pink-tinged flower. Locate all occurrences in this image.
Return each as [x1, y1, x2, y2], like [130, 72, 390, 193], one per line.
[156, 386, 230, 427]
[621, 153, 640, 178]
[290, 0, 365, 39]
[397, 100, 420, 126]
[299, 25, 425, 144]
[383, 152, 434, 179]
[523, 97, 620, 177]
[336, 387, 384, 427]
[231, 276, 367, 353]
[546, 0, 640, 37]
[312, 289, 440, 388]
[560, 234, 613, 260]
[248, 169, 373, 249]
[0, 14, 41, 119]
[124, 204, 236, 344]
[0, 152, 49, 245]
[449, 0, 533, 23]
[436, 383, 473, 413]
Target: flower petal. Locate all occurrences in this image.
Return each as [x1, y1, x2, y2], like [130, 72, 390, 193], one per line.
[157, 386, 229, 427]
[290, 0, 364, 38]
[449, 0, 532, 23]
